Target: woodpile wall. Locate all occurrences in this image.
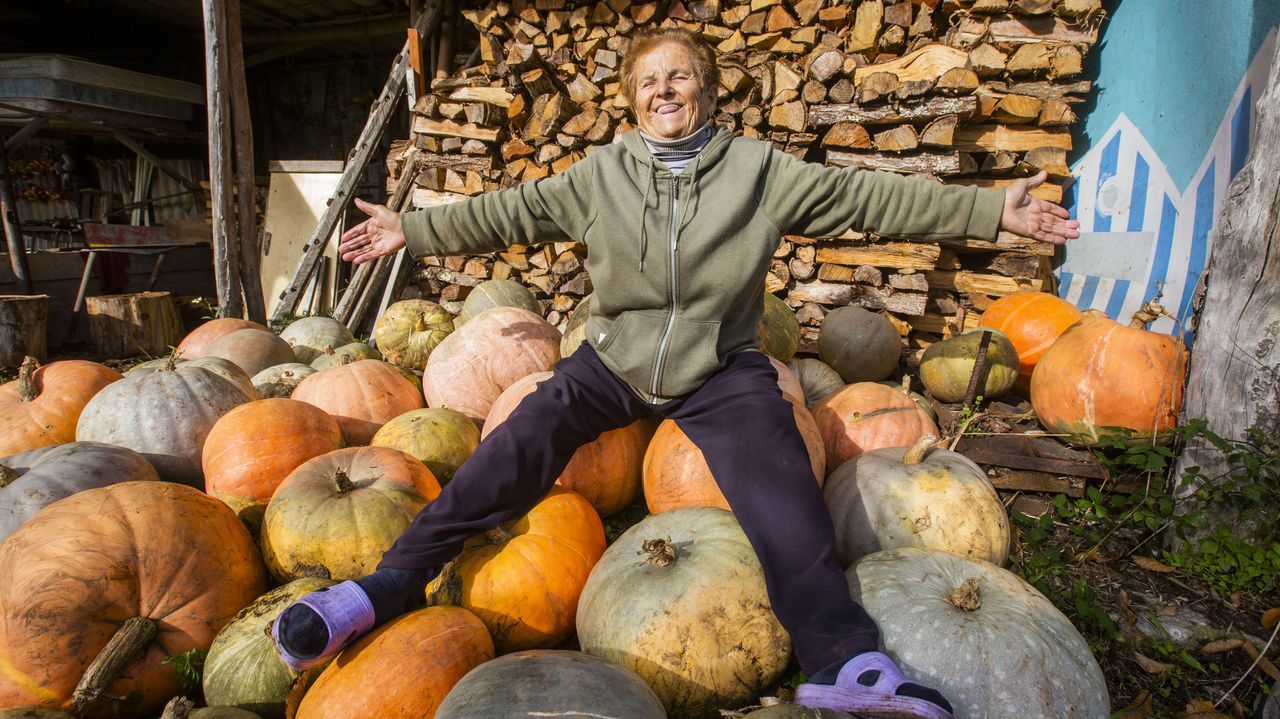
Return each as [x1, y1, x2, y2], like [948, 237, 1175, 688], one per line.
[389, 0, 1102, 359]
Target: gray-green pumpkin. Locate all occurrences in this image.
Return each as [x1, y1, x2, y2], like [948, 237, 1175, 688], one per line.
[918, 328, 1019, 403]
[373, 299, 454, 370]
[202, 578, 335, 718]
[280, 317, 355, 364]
[818, 306, 901, 383]
[456, 279, 541, 327]
[309, 342, 382, 370]
[436, 650, 666, 719]
[250, 363, 316, 399]
[786, 358, 845, 408]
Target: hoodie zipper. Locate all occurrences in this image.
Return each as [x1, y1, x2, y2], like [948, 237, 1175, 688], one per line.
[649, 176, 680, 401]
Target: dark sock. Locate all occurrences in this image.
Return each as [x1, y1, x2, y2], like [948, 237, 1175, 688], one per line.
[806, 651, 953, 714]
[278, 567, 435, 658]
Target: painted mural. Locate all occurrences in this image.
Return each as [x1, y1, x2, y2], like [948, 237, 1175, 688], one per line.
[1059, 28, 1276, 339]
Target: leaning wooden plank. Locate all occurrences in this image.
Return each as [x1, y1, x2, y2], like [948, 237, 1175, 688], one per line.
[826, 149, 968, 175]
[808, 96, 977, 126]
[952, 124, 1071, 152]
[271, 1, 443, 324]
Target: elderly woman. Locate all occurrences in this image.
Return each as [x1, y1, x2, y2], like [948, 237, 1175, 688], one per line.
[274, 27, 1077, 718]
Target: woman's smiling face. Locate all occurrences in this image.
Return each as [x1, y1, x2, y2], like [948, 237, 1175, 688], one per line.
[632, 41, 716, 141]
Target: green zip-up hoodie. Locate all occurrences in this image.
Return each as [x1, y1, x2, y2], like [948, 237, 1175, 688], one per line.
[402, 126, 1004, 403]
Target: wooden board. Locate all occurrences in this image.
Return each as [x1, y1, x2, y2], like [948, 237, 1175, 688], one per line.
[261, 168, 344, 317]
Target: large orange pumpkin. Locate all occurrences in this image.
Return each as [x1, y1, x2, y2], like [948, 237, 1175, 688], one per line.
[261, 446, 440, 583]
[176, 318, 269, 360]
[979, 291, 1084, 392]
[0, 358, 122, 457]
[1031, 315, 1188, 445]
[296, 606, 493, 719]
[482, 372, 654, 517]
[291, 360, 424, 445]
[812, 382, 939, 472]
[202, 398, 345, 531]
[0, 482, 267, 718]
[426, 486, 605, 653]
[423, 307, 561, 422]
[642, 403, 825, 514]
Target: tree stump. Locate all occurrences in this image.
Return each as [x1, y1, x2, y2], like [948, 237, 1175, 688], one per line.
[0, 295, 49, 368]
[85, 291, 184, 360]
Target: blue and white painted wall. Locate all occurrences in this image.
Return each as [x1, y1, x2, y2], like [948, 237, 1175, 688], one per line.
[1059, 1, 1279, 338]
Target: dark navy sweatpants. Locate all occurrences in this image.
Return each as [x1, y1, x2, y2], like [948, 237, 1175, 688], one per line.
[380, 343, 879, 672]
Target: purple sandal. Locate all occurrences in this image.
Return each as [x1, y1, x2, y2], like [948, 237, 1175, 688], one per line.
[793, 652, 953, 719]
[271, 580, 376, 671]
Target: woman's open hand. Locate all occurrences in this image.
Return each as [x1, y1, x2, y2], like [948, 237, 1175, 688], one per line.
[1000, 171, 1080, 245]
[339, 198, 406, 264]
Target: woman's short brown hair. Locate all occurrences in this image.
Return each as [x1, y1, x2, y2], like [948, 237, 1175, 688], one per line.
[620, 27, 719, 107]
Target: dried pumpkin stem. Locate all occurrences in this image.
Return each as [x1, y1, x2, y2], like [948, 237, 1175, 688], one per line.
[639, 537, 677, 567]
[945, 577, 983, 612]
[16, 356, 38, 402]
[482, 526, 514, 545]
[333, 470, 356, 494]
[423, 559, 462, 607]
[159, 695, 194, 719]
[902, 435, 938, 466]
[0, 465, 17, 488]
[73, 616, 158, 714]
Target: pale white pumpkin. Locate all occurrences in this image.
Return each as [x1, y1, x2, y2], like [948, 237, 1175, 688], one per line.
[280, 316, 355, 363]
[847, 548, 1109, 719]
[76, 359, 257, 486]
[823, 437, 1010, 566]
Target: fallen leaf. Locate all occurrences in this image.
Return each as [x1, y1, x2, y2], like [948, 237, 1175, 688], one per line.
[1132, 556, 1175, 573]
[1262, 607, 1280, 631]
[1175, 700, 1232, 719]
[1112, 690, 1156, 718]
[1133, 651, 1175, 674]
[1200, 638, 1245, 655]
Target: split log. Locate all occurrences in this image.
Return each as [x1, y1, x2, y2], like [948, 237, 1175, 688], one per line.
[992, 94, 1042, 124]
[86, 291, 184, 359]
[873, 125, 920, 152]
[920, 115, 960, 146]
[953, 125, 1071, 152]
[821, 123, 873, 149]
[949, 15, 1100, 46]
[808, 96, 977, 126]
[0, 295, 48, 366]
[827, 149, 973, 176]
[815, 242, 941, 271]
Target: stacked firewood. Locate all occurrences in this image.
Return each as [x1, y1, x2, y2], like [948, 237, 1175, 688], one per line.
[389, 0, 1103, 353]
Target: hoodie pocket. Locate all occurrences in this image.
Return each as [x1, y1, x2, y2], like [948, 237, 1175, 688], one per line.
[587, 311, 722, 397]
[656, 316, 723, 397]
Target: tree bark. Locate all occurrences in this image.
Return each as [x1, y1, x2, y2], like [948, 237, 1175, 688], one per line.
[226, 0, 267, 324]
[0, 294, 47, 366]
[1175, 40, 1280, 494]
[86, 291, 184, 359]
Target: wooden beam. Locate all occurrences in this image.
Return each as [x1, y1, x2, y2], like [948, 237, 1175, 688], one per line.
[0, 136, 33, 294]
[203, 0, 243, 318]
[272, 1, 444, 324]
[227, 0, 266, 324]
[3, 116, 48, 153]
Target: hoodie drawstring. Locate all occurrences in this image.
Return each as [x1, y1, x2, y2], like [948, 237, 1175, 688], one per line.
[638, 160, 655, 272]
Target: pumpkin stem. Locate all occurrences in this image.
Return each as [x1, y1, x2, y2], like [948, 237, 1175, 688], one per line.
[639, 537, 677, 567]
[334, 470, 356, 494]
[482, 525, 513, 545]
[423, 559, 463, 607]
[413, 315, 428, 333]
[945, 577, 983, 611]
[0, 464, 17, 488]
[341, 353, 354, 365]
[160, 695, 194, 719]
[902, 435, 938, 465]
[1129, 299, 1168, 329]
[16, 356, 38, 402]
[163, 346, 182, 371]
[72, 616, 158, 714]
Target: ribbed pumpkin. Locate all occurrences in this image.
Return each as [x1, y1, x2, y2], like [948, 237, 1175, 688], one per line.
[0, 358, 122, 457]
[0, 442, 159, 542]
[296, 606, 493, 719]
[290, 359, 425, 445]
[261, 446, 440, 582]
[436, 650, 667, 719]
[177, 318, 269, 360]
[0, 482, 267, 718]
[127, 355, 259, 398]
[812, 382, 939, 472]
[642, 402, 825, 514]
[278, 316, 355, 364]
[1031, 314, 1188, 445]
[309, 342, 381, 370]
[918, 327, 1020, 404]
[426, 486, 605, 653]
[818, 306, 902, 383]
[482, 372, 653, 517]
[76, 357, 257, 485]
[370, 408, 480, 484]
[787, 357, 845, 408]
[559, 297, 590, 357]
[759, 292, 801, 362]
[823, 437, 1010, 566]
[846, 548, 1108, 718]
[423, 306, 561, 422]
[456, 279, 541, 326]
[577, 508, 791, 719]
[204, 328, 297, 379]
[979, 290, 1084, 392]
[202, 399, 345, 531]
[373, 299, 454, 370]
[250, 363, 315, 398]
[203, 578, 334, 719]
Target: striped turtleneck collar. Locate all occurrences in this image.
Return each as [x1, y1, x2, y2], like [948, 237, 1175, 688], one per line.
[639, 123, 713, 175]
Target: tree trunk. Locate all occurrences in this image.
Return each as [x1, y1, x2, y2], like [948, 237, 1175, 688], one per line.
[1174, 40, 1280, 495]
[203, 0, 244, 319]
[0, 294, 48, 367]
[86, 291, 184, 359]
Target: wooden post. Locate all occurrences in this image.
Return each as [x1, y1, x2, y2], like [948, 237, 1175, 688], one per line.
[85, 291, 184, 359]
[0, 134, 33, 295]
[436, 0, 457, 79]
[226, 0, 267, 324]
[203, 0, 245, 319]
[1174, 39, 1280, 496]
[269, 0, 444, 325]
[0, 294, 48, 366]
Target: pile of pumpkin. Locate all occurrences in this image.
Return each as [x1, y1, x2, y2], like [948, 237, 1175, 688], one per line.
[0, 280, 1186, 719]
